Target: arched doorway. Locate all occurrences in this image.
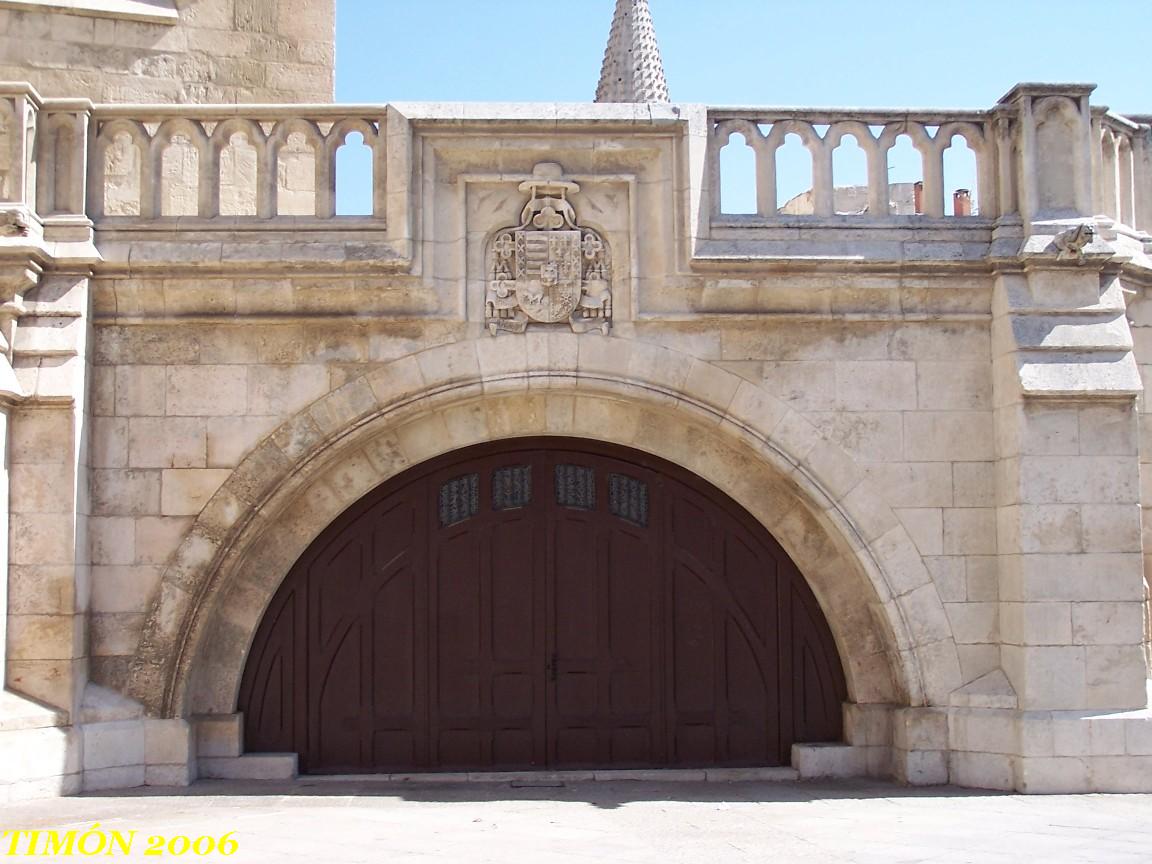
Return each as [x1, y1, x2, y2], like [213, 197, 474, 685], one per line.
[238, 438, 847, 774]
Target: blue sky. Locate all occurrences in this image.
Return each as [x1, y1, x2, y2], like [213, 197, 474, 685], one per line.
[331, 1, 1151, 215]
[335, 0, 1149, 111]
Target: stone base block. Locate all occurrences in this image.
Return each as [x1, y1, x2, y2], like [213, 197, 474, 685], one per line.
[83, 765, 146, 793]
[145, 718, 195, 766]
[792, 743, 869, 779]
[199, 754, 298, 781]
[194, 714, 244, 758]
[0, 772, 82, 804]
[77, 691, 199, 791]
[83, 719, 145, 773]
[1081, 755, 1152, 792]
[145, 763, 197, 788]
[892, 748, 949, 785]
[0, 720, 80, 802]
[843, 703, 895, 747]
[949, 750, 1015, 791]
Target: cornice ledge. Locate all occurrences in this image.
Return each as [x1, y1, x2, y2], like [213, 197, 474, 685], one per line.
[0, 0, 177, 24]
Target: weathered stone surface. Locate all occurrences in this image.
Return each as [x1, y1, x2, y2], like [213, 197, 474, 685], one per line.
[0, 0, 334, 103]
[2, 30, 1150, 800]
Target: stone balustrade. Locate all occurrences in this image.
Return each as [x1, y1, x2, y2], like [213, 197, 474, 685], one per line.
[88, 105, 388, 223]
[709, 96, 1152, 237]
[3, 84, 1150, 247]
[1095, 111, 1151, 233]
[0, 89, 389, 227]
[0, 84, 40, 213]
[709, 108, 1000, 221]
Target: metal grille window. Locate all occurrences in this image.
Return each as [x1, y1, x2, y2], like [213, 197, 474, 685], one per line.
[493, 465, 532, 511]
[555, 464, 596, 510]
[609, 473, 649, 526]
[438, 473, 479, 526]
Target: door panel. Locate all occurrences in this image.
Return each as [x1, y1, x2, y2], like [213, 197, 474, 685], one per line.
[239, 439, 847, 773]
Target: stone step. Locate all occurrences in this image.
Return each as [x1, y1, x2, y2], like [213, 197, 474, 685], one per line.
[300, 766, 800, 784]
[199, 754, 298, 781]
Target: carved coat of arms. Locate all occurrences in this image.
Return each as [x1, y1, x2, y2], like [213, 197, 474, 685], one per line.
[487, 163, 611, 335]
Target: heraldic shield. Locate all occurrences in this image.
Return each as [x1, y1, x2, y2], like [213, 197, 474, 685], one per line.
[487, 163, 612, 335]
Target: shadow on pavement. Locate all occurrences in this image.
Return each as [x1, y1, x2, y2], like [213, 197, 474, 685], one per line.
[82, 777, 1004, 810]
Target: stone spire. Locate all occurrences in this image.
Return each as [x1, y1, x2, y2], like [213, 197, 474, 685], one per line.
[595, 0, 670, 104]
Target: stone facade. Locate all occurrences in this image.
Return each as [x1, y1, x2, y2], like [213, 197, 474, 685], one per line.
[0, 0, 334, 103]
[1, 4, 1151, 801]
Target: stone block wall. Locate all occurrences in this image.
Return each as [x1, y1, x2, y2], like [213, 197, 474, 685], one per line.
[0, 0, 335, 103]
[2, 95, 1150, 797]
[697, 316, 1000, 688]
[86, 312, 467, 689]
[1123, 291, 1152, 667]
[84, 284, 1003, 701]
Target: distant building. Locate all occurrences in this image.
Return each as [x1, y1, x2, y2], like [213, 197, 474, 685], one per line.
[781, 183, 975, 216]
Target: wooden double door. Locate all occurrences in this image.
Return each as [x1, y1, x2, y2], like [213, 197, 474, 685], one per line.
[239, 439, 846, 774]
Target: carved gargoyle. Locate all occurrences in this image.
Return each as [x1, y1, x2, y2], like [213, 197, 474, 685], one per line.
[0, 210, 30, 238]
[1053, 223, 1096, 263]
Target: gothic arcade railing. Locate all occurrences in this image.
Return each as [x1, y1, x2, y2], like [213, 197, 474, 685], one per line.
[708, 103, 1152, 235]
[1095, 110, 1150, 232]
[708, 108, 1001, 222]
[89, 104, 389, 223]
[2, 83, 1150, 246]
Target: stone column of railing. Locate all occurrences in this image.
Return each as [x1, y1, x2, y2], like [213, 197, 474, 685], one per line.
[0, 84, 39, 384]
[1131, 116, 1152, 234]
[0, 85, 99, 725]
[1092, 111, 1152, 239]
[974, 83, 1149, 791]
[0, 83, 39, 703]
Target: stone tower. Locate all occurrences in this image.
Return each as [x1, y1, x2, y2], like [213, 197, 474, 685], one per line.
[0, 0, 336, 103]
[595, 0, 670, 103]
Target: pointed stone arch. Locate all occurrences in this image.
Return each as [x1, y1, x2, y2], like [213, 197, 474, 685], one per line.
[127, 336, 962, 720]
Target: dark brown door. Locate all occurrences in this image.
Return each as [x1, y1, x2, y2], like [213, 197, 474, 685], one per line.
[239, 439, 846, 773]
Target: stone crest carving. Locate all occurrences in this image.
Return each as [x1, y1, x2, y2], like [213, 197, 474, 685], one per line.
[487, 163, 611, 335]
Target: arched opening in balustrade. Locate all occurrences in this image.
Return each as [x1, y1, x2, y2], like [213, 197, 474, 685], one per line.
[1100, 129, 1118, 217]
[37, 118, 76, 216]
[158, 129, 201, 217]
[1034, 97, 1081, 215]
[719, 131, 757, 215]
[775, 133, 813, 214]
[0, 100, 15, 200]
[277, 130, 317, 216]
[53, 124, 75, 213]
[103, 128, 144, 217]
[885, 134, 922, 215]
[1117, 136, 1135, 227]
[219, 130, 259, 217]
[943, 134, 979, 217]
[831, 133, 869, 215]
[335, 130, 373, 216]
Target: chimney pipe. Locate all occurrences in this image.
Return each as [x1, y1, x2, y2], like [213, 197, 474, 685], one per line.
[953, 189, 972, 217]
[913, 181, 924, 215]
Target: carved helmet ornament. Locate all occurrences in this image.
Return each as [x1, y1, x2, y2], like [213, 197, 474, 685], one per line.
[487, 163, 612, 335]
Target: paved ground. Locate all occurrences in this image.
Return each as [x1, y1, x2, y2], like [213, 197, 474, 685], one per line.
[3, 779, 1150, 863]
